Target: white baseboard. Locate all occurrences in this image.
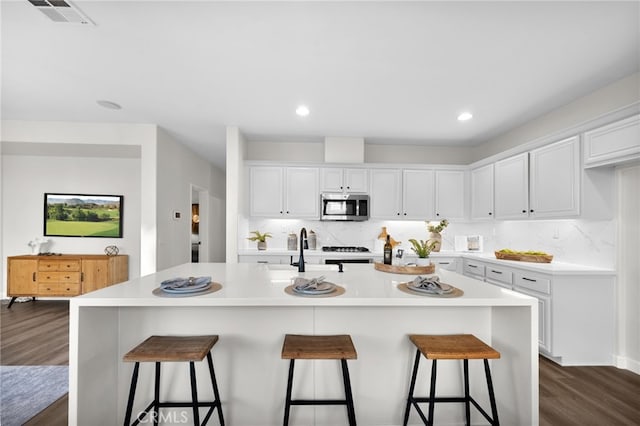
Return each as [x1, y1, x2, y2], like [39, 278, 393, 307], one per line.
[614, 355, 640, 375]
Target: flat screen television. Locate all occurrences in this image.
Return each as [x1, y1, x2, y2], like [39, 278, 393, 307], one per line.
[44, 193, 123, 238]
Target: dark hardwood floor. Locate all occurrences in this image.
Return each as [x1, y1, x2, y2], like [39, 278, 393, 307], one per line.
[2, 299, 640, 425]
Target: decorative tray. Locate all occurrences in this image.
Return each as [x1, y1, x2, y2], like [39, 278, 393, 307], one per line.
[374, 262, 436, 274]
[494, 251, 553, 263]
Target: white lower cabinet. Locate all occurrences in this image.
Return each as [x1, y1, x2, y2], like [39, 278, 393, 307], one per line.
[460, 257, 614, 365]
[237, 255, 292, 264]
[432, 257, 459, 273]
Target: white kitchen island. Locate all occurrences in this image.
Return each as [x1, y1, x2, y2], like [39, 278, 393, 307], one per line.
[69, 263, 538, 425]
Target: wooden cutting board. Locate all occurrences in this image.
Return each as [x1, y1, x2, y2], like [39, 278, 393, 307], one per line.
[374, 262, 436, 274]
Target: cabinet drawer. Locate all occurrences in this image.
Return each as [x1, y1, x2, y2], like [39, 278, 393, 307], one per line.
[38, 260, 81, 272]
[463, 260, 485, 277]
[38, 282, 81, 296]
[433, 258, 457, 272]
[39, 271, 81, 284]
[514, 273, 551, 294]
[486, 266, 513, 285]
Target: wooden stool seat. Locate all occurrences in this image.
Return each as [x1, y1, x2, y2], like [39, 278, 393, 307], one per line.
[124, 335, 219, 363]
[403, 334, 500, 426]
[123, 335, 224, 426]
[281, 334, 357, 360]
[409, 334, 500, 360]
[282, 334, 357, 426]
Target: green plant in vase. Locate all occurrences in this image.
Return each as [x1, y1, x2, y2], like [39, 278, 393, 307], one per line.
[408, 239, 438, 265]
[247, 230, 272, 250]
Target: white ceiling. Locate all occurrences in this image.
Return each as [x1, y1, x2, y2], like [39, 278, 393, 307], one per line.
[2, 1, 639, 170]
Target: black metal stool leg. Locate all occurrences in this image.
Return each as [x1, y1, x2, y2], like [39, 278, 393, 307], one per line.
[283, 359, 295, 426]
[124, 362, 140, 426]
[484, 359, 500, 426]
[207, 352, 225, 425]
[341, 359, 357, 426]
[427, 359, 437, 426]
[403, 349, 421, 426]
[464, 359, 470, 426]
[153, 362, 160, 426]
[189, 361, 201, 426]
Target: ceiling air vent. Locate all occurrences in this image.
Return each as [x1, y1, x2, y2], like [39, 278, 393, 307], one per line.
[28, 0, 95, 25]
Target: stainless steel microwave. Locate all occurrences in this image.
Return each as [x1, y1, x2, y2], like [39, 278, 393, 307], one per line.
[320, 193, 369, 221]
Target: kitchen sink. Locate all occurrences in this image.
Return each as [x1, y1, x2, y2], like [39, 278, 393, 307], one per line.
[266, 264, 339, 272]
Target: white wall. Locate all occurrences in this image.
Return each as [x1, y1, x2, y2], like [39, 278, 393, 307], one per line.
[246, 140, 472, 165]
[473, 72, 640, 162]
[1, 154, 141, 296]
[155, 128, 226, 271]
[616, 164, 640, 374]
[225, 127, 247, 263]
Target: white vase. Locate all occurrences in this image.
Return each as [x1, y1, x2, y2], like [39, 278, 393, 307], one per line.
[416, 257, 430, 266]
[257, 241, 267, 250]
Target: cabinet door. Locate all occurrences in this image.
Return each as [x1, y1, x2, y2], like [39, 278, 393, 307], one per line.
[7, 259, 38, 295]
[320, 168, 343, 192]
[344, 168, 368, 192]
[250, 167, 284, 217]
[494, 153, 529, 219]
[369, 169, 402, 219]
[470, 164, 494, 220]
[583, 114, 640, 168]
[285, 167, 319, 218]
[530, 136, 580, 218]
[81, 259, 109, 294]
[514, 286, 552, 353]
[435, 170, 466, 220]
[402, 169, 434, 219]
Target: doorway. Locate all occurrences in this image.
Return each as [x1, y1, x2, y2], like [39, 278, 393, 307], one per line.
[190, 185, 209, 263]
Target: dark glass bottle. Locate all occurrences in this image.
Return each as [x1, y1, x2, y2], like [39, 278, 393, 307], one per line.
[383, 234, 393, 265]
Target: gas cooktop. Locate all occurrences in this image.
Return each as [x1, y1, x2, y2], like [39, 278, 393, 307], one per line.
[322, 246, 370, 253]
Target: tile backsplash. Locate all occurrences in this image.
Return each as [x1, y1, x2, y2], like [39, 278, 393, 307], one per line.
[241, 217, 616, 269]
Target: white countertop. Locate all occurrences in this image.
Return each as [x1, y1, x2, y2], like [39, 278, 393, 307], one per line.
[237, 249, 616, 275]
[73, 262, 536, 308]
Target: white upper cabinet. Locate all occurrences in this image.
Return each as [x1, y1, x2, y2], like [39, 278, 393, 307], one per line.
[529, 136, 580, 218]
[494, 152, 530, 219]
[249, 166, 319, 218]
[470, 164, 494, 220]
[402, 169, 435, 219]
[285, 167, 320, 217]
[320, 168, 368, 193]
[434, 170, 466, 221]
[369, 169, 402, 219]
[494, 136, 580, 220]
[583, 114, 640, 168]
[249, 166, 284, 217]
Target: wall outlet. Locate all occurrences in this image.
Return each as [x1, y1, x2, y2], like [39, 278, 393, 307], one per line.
[553, 227, 560, 239]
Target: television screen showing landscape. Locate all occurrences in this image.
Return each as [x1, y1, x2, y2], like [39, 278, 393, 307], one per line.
[44, 193, 123, 238]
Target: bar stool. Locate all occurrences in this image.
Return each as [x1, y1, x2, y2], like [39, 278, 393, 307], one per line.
[402, 334, 500, 426]
[281, 334, 357, 426]
[123, 335, 225, 426]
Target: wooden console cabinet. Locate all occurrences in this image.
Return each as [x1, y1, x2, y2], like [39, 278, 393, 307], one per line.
[7, 254, 128, 307]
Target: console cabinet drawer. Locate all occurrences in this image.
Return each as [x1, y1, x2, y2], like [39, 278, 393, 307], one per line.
[38, 282, 81, 296]
[39, 271, 81, 284]
[38, 260, 81, 272]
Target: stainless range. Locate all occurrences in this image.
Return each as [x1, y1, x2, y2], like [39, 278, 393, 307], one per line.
[322, 246, 373, 265]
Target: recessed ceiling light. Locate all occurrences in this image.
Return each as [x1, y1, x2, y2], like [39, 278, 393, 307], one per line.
[97, 100, 122, 110]
[457, 112, 473, 121]
[296, 105, 310, 117]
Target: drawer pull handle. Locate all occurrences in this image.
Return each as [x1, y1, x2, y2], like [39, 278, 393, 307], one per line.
[32, 272, 36, 281]
[522, 277, 537, 282]
[491, 270, 503, 274]
[81, 272, 84, 281]
[439, 262, 450, 265]
[468, 264, 478, 268]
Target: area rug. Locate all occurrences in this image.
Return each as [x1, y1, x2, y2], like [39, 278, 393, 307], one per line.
[1, 365, 68, 426]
